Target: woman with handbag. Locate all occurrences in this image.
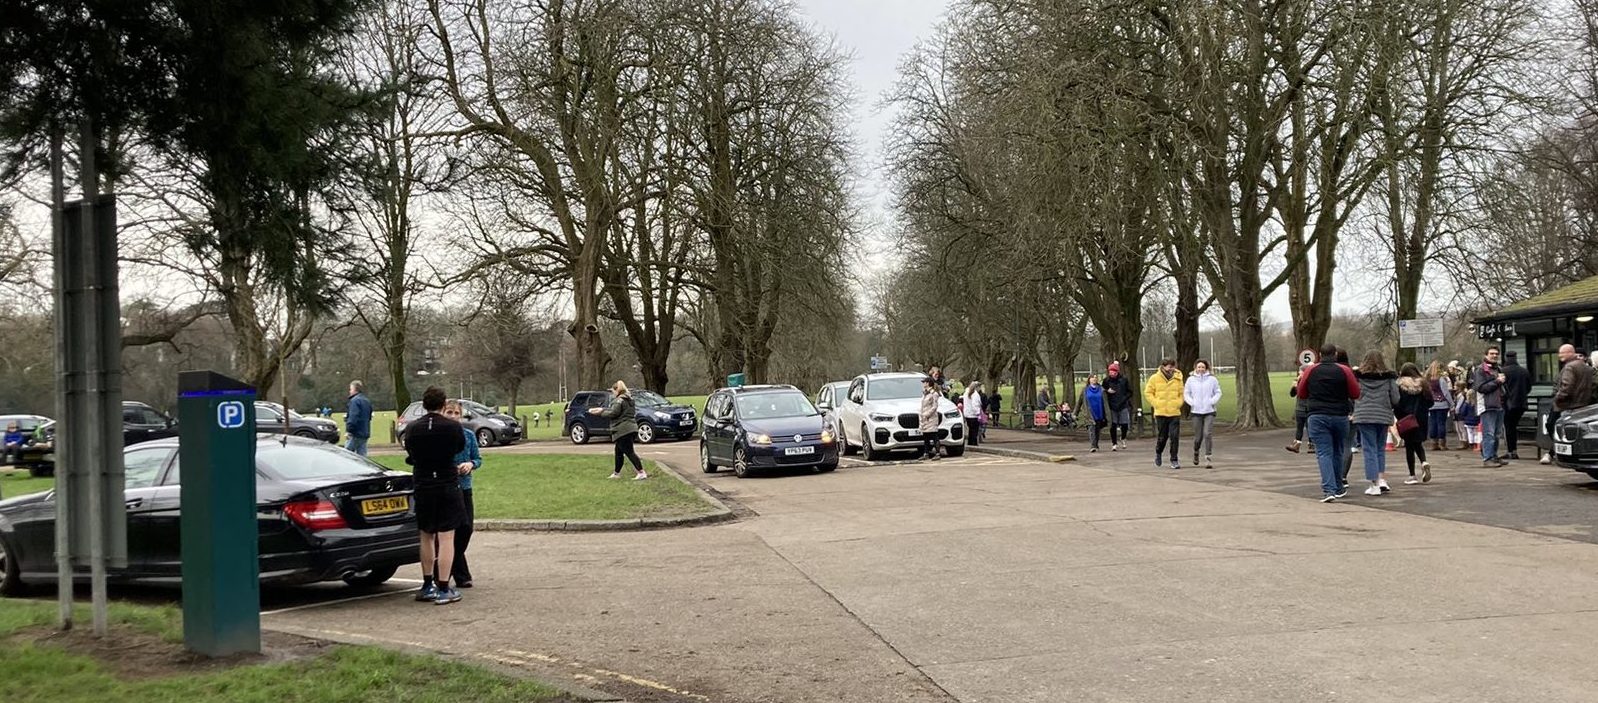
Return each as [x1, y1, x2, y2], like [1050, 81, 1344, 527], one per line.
[1395, 363, 1432, 485]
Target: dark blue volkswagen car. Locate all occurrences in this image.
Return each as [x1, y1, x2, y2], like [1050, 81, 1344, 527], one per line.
[699, 385, 838, 478]
[563, 389, 698, 444]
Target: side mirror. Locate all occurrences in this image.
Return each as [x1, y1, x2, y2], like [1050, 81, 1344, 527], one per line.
[817, 400, 831, 411]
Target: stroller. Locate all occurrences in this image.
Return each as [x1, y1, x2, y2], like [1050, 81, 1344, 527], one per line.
[1054, 404, 1078, 429]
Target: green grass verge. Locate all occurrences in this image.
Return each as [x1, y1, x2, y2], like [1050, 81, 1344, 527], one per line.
[0, 468, 53, 499]
[0, 599, 566, 702]
[370, 453, 712, 521]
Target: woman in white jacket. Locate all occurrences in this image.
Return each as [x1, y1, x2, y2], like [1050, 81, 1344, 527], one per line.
[962, 382, 985, 446]
[1183, 360, 1223, 468]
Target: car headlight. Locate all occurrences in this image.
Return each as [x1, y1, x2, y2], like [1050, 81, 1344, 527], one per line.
[751, 433, 772, 445]
[943, 411, 959, 420]
[487, 418, 506, 427]
[820, 429, 835, 444]
[654, 411, 671, 420]
[869, 413, 893, 422]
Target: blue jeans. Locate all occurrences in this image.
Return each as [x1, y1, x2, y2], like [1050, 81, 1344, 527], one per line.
[346, 435, 369, 456]
[1354, 423, 1388, 482]
[1427, 409, 1450, 440]
[1479, 409, 1501, 460]
[1307, 415, 1350, 497]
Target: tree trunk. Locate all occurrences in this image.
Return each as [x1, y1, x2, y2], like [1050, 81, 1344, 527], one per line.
[570, 250, 611, 389]
[1173, 266, 1201, 371]
[1225, 307, 1280, 427]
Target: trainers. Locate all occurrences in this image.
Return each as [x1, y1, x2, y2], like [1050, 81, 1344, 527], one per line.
[1204, 455, 1213, 469]
[1420, 462, 1431, 483]
[415, 582, 438, 602]
[1171, 461, 1181, 470]
[1334, 490, 1348, 499]
[433, 587, 462, 605]
[1508, 452, 1520, 460]
[1321, 494, 1339, 503]
[1377, 479, 1391, 493]
[634, 471, 649, 480]
[1404, 477, 1420, 485]
[1285, 442, 1301, 454]
[1541, 452, 1552, 465]
[1363, 484, 1382, 496]
[1154, 459, 1162, 468]
[608, 472, 621, 479]
[1112, 444, 1120, 452]
[1090, 447, 1098, 453]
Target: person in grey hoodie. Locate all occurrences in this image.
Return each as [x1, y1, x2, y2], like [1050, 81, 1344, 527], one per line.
[1352, 350, 1400, 496]
[1183, 359, 1222, 468]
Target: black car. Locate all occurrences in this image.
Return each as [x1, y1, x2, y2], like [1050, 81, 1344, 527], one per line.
[255, 402, 340, 443]
[395, 399, 523, 447]
[1551, 405, 1598, 479]
[123, 401, 180, 446]
[0, 435, 418, 595]
[699, 385, 838, 478]
[563, 389, 698, 445]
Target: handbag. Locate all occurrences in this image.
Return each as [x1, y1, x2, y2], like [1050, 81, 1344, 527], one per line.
[1396, 415, 1419, 435]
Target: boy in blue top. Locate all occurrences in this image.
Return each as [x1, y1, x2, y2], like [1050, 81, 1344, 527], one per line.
[345, 380, 374, 456]
[442, 401, 482, 588]
[2, 422, 24, 465]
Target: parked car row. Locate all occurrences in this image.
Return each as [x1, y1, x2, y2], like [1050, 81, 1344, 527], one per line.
[396, 398, 523, 448]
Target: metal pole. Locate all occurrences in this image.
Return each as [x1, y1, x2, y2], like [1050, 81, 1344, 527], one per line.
[79, 118, 109, 637]
[50, 125, 71, 631]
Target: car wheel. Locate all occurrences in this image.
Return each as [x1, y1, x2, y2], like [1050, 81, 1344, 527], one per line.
[569, 423, 589, 445]
[839, 425, 858, 456]
[0, 533, 25, 597]
[816, 462, 837, 473]
[701, 442, 718, 473]
[476, 427, 495, 447]
[861, 425, 882, 461]
[27, 463, 53, 478]
[637, 422, 656, 444]
[733, 446, 753, 478]
[944, 444, 965, 458]
[341, 564, 399, 589]
[293, 429, 317, 439]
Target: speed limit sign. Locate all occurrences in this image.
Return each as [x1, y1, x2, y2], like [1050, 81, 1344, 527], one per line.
[1298, 349, 1318, 367]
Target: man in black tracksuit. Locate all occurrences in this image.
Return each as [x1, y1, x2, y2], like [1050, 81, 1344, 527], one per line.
[1502, 351, 1531, 459]
[404, 386, 467, 605]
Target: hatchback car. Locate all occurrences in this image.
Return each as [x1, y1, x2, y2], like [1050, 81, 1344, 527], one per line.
[563, 389, 698, 444]
[0, 414, 53, 478]
[395, 399, 524, 447]
[700, 385, 838, 478]
[1551, 405, 1598, 480]
[122, 401, 179, 446]
[255, 401, 340, 443]
[0, 435, 419, 595]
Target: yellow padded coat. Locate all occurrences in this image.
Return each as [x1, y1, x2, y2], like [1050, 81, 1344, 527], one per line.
[1144, 370, 1186, 417]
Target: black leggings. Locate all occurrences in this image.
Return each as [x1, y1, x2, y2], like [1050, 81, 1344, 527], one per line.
[1505, 408, 1526, 452]
[452, 489, 474, 582]
[1402, 428, 1428, 474]
[965, 418, 981, 446]
[614, 432, 643, 473]
[1294, 413, 1307, 441]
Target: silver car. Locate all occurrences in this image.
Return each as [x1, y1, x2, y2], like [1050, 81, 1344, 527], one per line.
[831, 373, 966, 460]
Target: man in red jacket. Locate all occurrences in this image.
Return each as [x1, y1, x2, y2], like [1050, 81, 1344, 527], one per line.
[1297, 343, 1361, 502]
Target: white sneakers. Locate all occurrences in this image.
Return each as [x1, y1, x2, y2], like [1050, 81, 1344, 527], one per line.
[1204, 455, 1213, 469]
[1540, 452, 1552, 465]
[1420, 462, 1432, 483]
[1363, 484, 1383, 496]
[1404, 477, 1421, 485]
[1377, 479, 1391, 493]
[633, 471, 649, 481]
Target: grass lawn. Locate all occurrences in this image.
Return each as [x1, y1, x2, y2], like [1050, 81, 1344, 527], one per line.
[0, 599, 567, 702]
[369, 453, 712, 521]
[337, 395, 714, 446]
[0, 468, 53, 499]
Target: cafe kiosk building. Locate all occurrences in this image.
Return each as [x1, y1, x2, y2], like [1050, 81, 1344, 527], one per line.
[1473, 273, 1598, 442]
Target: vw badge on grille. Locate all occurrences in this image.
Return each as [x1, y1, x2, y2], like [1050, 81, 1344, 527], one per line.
[793, 434, 803, 443]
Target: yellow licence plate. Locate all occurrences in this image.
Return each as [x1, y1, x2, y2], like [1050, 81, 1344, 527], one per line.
[360, 496, 409, 516]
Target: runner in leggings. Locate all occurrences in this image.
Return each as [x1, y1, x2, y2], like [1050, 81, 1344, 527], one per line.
[591, 380, 648, 480]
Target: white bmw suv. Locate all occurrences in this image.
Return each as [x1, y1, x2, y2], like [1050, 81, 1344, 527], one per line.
[831, 373, 966, 460]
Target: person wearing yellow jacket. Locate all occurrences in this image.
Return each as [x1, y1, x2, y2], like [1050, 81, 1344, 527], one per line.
[1144, 358, 1185, 469]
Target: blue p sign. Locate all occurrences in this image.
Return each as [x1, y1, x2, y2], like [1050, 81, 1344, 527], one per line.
[217, 401, 246, 429]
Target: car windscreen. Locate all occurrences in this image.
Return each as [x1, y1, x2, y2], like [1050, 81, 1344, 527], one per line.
[256, 443, 387, 481]
[735, 392, 817, 420]
[462, 401, 494, 415]
[632, 390, 671, 408]
[866, 377, 924, 401]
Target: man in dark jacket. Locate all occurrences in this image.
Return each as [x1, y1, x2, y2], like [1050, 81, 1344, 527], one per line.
[345, 380, 374, 456]
[1546, 344, 1596, 464]
[1297, 343, 1361, 502]
[1473, 347, 1508, 467]
[1502, 351, 1532, 459]
[404, 386, 468, 604]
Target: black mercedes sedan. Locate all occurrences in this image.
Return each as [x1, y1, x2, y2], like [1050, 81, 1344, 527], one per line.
[1552, 404, 1598, 480]
[0, 435, 418, 595]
